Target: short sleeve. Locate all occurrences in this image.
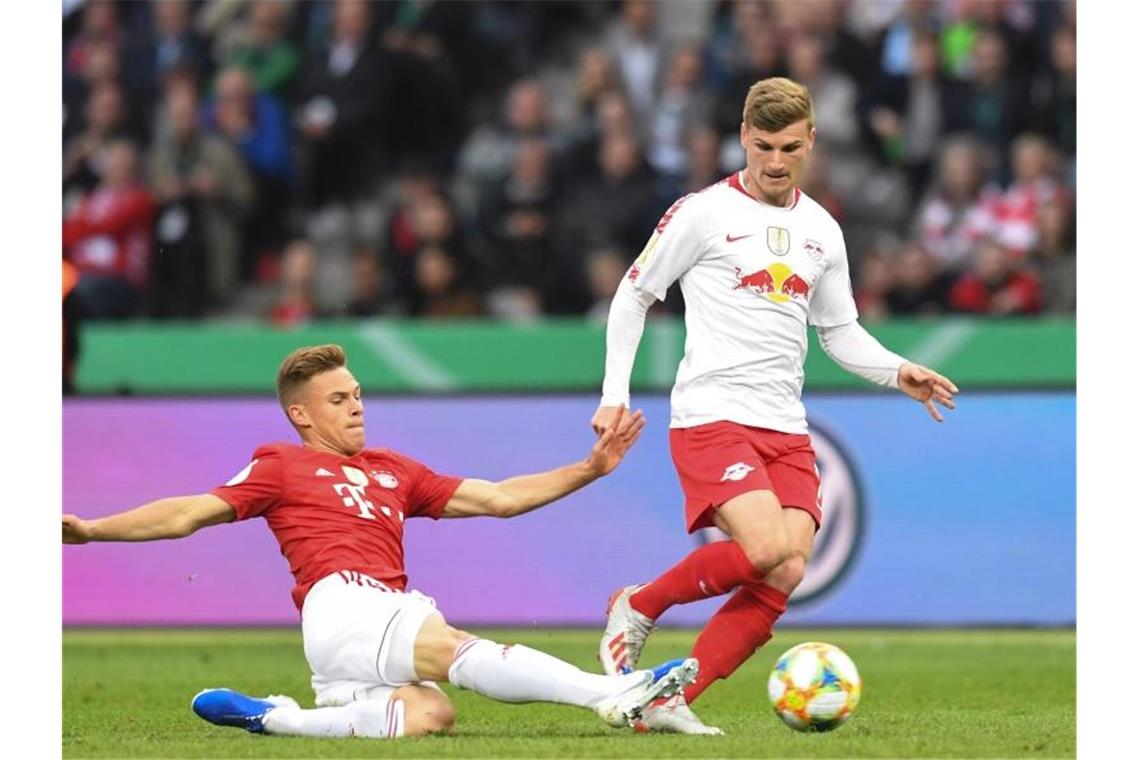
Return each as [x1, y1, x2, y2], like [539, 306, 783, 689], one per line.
[210, 447, 285, 520]
[808, 231, 860, 328]
[404, 458, 463, 520]
[627, 193, 709, 301]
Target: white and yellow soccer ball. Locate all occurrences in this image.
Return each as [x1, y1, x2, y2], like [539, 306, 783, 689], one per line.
[768, 642, 862, 732]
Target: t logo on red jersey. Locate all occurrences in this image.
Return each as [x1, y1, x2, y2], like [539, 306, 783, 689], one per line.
[333, 483, 378, 520]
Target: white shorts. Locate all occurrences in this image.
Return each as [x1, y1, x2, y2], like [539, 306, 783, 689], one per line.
[301, 571, 443, 706]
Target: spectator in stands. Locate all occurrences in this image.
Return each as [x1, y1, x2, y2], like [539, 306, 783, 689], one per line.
[269, 238, 320, 327]
[886, 241, 953, 316]
[560, 130, 660, 263]
[948, 237, 1042, 315]
[63, 140, 155, 321]
[412, 244, 485, 319]
[915, 136, 1001, 272]
[65, 0, 123, 85]
[224, 1, 301, 97]
[459, 78, 556, 189]
[150, 83, 255, 316]
[877, 0, 940, 78]
[994, 133, 1067, 256]
[646, 43, 715, 182]
[296, 0, 390, 209]
[605, 0, 666, 124]
[385, 191, 473, 311]
[960, 28, 1033, 169]
[713, 22, 786, 136]
[204, 65, 294, 276]
[865, 30, 969, 196]
[124, 0, 211, 110]
[1032, 24, 1076, 161]
[64, 81, 132, 200]
[786, 32, 861, 175]
[798, 0, 876, 84]
[567, 47, 622, 142]
[1030, 199, 1076, 314]
[345, 249, 402, 317]
[377, 0, 468, 173]
[479, 138, 588, 315]
[562, 90, 638, 186]
[64, 38, 122, 141]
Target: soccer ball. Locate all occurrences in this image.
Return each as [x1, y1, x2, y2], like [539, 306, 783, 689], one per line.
[768, 642, 862, 732]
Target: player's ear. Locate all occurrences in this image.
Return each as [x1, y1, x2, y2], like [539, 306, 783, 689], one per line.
[288, 403, 310, 429]
[806, 126, 817, 152]
[739, 121, 748, 149]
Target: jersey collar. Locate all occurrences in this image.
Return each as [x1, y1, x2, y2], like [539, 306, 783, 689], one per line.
[729, 171, 801, 210]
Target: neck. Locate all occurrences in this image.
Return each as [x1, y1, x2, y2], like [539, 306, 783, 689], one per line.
[741, 171, 795, 208]
[301, 435, 355, 458]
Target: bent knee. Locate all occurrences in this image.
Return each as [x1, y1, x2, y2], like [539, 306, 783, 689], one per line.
[739, 537, 792, 576]
[765, 553, 807, 592]
[403, 692, 456, 736]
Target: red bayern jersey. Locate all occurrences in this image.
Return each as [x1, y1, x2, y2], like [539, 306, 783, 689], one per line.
[211, 442, 463, 610]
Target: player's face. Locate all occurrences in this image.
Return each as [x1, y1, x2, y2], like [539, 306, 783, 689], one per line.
[292, 367, 366, 457]
[739, 119, 816, 206]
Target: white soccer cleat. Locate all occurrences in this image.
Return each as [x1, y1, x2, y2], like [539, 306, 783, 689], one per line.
[595, 657, 699, 728]
[632, 692, 725, 735]
[599, 584, 656, 675]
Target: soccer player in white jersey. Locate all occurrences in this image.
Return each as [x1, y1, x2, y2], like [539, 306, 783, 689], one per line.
[63, 344, 698, 740]
[592, 78, 958, 734]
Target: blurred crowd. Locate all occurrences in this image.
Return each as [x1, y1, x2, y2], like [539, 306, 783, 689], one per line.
[61, 0, 1076, 328]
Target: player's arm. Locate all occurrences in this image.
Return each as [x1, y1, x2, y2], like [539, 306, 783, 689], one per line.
[62, 494, 236, 544]
[593, 195, 707, 433]
[816, 321, 958, 422]
[442, 406, 646, 518]
[592, 278, 657, 432]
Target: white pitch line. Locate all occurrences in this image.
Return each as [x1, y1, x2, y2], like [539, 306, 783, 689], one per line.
[357, 323, 458, 390]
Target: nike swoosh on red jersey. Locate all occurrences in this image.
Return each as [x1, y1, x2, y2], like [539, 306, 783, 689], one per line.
[725, 233, 755, 243]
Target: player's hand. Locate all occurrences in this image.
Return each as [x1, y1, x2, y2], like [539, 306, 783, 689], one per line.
[585, 405, 646, 477]
[591, 404, 623, 435]
[62, 514, 94, 544]
[898, 363, 959, 422]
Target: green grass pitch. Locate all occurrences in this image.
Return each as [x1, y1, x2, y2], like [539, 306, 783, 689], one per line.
[64, 627, 1074, 758]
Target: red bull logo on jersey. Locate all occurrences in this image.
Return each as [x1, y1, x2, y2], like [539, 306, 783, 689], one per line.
[734, 262, 811, 303]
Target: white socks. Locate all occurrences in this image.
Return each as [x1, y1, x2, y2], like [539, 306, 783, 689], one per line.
[262, 698, 405, 739]
[447, 637, 643, 708]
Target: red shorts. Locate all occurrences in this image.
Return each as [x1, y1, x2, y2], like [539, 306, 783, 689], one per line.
[669, 421, 822, 533]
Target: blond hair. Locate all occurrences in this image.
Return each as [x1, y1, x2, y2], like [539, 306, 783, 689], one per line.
[742, 77, 815, 131]
[276, 344, 347, 409]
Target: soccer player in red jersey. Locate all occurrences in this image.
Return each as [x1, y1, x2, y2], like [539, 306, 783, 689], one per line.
[592, 78, 959, 733]
[62, 344, 698, 739]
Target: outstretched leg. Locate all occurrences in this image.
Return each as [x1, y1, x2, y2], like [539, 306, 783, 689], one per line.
[414, 614, 698, 727]
[192, 684, 455, 739]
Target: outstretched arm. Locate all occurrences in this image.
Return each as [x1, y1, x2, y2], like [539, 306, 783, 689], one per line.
[442, 406, 646, 518]
[817, 321, 959, 422]
[62, 494, 236, 544]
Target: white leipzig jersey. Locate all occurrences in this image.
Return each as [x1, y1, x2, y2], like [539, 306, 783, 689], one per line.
[628, 172, 858, 434]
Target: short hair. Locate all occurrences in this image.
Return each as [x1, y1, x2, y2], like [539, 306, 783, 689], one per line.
[742, 77, 815, 132]
[276, 344, 347, 409]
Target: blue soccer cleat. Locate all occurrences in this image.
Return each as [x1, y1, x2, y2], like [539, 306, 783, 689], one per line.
[191, 688, 279, 734]
[595, 657, 700, 727]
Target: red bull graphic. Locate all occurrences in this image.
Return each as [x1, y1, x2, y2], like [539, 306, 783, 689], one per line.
[734, 262, 811, 303]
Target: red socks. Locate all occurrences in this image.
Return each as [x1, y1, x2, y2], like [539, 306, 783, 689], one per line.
[629, 541, 756, 621]
[683, 582, 788, 703]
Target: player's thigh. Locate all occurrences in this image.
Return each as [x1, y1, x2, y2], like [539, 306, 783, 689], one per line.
[301, 573, 443, 691]
[412, 611, 474, 683]
[670, 421, 777, 533]
[711, 488, 791, 572]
